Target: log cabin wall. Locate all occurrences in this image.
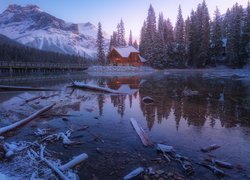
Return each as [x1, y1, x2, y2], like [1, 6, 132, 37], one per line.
[108, 49, 142, 66]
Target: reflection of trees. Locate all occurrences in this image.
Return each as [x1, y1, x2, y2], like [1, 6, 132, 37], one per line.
[110, 95, 126, 118]
[139, 75, 250, 129]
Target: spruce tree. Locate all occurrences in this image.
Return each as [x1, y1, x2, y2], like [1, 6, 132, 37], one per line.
[117, 19, 126, 47]
[239, 1, 250, 66]
[96, 22, 106, 65]
[174, 5, 185, 67]
[226, 3, 244, 67]
[164, 18, 174, 44]
[184, 17, 190, 60]
[199, 0, 210, 67]
[139, 21, 147, 57]
[128, 30, 133, 46]
[211, 6, 223, 63]
[145, 4, 157, 66]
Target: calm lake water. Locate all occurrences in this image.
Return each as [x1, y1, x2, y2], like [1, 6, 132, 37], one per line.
[0, 70, 250, 179]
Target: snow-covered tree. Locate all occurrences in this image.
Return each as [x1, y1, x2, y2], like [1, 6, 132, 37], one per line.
[128, 30, 133, 46]
[175, 5, 184, 44]
[239, 1, 250, 66]
[117, 19, 126, 47]
[174, 5, 186, 67]
[144, 4, 157, 65]
[211, 7, 223, 59]
[187, 1, 210, 68]
[96, 22, 106, 65]
[226, 3, 244, 67]
[139, 21, 147, 57]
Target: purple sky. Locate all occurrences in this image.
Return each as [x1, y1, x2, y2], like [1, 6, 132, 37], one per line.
[0, 0, 248, 40]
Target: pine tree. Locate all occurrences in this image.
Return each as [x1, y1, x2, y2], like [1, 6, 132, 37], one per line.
[226, 3, 244, 67]
[184, 17, 190, 60]
[145, 4, 157, 66]
[96, 22, 106, 65]
[199, 0, 210, 67]
[117, 19, 126, 47]
[175, 5, 184, 44]
[128, 30, 133, 46]
[163, 18, 175, 66]
[239, 1, 250, 66]
[149, 13, 167, 68]
[139, 21, 147, 57]
[175, 5, 186, 67]
[188, 10, 197, 66]
[211, 6, 223, 63]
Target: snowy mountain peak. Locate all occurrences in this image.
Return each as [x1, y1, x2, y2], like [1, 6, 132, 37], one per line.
[0, 4, 109, 59]
[6, 4, 41, 13]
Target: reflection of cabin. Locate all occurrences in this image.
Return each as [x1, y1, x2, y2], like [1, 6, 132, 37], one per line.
[107, 77, 141, 90]
[107, 46, 146, 66]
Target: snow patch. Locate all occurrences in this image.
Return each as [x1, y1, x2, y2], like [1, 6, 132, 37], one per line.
[87, 66, 155, 76]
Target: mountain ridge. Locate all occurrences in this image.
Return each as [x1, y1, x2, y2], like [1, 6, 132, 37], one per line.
[0, 4, 109, 59]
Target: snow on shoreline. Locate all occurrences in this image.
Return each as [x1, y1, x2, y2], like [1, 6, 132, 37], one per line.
[87, 65, 155, 76]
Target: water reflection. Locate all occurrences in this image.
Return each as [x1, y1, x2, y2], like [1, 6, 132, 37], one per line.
[101, 74, 250, 130]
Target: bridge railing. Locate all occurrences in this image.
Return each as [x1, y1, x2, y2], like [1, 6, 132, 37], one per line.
[0, 61, 87, 69]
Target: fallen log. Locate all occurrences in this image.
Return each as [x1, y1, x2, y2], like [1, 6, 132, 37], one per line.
[123, 167, 144, 180]
[0, 85, 59, 92]
[0, 103, 55, 135]
[59, 153, 88, 171]
[130, 118, 154, 147]
[71, 81, 121, 94]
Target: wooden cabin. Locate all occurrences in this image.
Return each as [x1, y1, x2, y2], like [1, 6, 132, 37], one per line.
[107, 46, 146, 66]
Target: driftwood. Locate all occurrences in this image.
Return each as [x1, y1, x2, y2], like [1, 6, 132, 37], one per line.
[0, 103, 55, 135]
[0, 85, 59, 91]
[30, 147, 69, 180]
[20, 96, 42, 106]
[30, 145, 88, 180]
[130, 118, 154, 147]
[59, 153, 88, 171]
[71, 81, 121, 94]
[123, 167, 144, 180]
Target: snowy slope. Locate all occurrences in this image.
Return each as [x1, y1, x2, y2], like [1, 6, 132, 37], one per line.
[0, 4, 109, 59]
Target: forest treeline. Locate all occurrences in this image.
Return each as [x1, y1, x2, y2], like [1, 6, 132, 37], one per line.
[140, 1, 250, 68]
[0, 35, 87, 65]
[103, 1, 250, 69]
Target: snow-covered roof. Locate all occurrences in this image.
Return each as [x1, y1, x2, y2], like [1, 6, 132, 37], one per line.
[113, 46, 139, 58]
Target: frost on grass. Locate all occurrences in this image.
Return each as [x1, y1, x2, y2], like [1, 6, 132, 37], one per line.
[0, 141, 79, 179]
[87, 65, 154, 76]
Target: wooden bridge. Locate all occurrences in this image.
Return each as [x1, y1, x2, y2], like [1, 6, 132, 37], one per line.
[0, 61, 88, 73]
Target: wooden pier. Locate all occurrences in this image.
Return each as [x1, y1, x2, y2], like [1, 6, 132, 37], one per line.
[0, 61, 88, 73]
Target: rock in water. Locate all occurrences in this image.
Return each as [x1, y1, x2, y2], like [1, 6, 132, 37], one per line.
[142, 96, 154, 104]
[156, 144, 174, 153]
[201, 144, 220, 153]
